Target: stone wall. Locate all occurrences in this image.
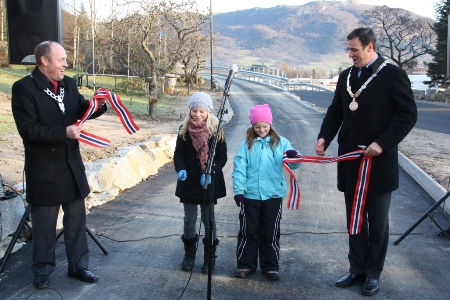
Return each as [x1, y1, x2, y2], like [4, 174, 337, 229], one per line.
[0, 134, 176, 258]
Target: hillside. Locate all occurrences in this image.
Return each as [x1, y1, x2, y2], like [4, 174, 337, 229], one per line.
[211, 1, 431, 71]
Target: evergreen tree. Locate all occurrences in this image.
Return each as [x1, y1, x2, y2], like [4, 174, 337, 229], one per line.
[425, 1, 450, 88]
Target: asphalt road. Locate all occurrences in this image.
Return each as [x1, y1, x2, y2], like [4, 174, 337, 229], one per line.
[290, 89, 450, 135]
[1, 79, 450, 299]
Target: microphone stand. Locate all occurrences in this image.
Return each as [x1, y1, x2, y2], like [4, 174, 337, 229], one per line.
[203, 68, 235, 300]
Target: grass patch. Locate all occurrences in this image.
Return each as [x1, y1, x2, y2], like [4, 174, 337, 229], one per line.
[0, 65, 205, 134]
[0, 115, 18, 135]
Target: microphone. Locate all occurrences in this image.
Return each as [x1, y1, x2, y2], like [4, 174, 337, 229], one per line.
[224, 64, 238, 91]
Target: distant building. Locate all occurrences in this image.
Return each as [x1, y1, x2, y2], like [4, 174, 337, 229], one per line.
[411, 67, 428, 75]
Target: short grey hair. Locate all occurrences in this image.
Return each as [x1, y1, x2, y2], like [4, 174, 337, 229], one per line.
[34, 41, 57, 65]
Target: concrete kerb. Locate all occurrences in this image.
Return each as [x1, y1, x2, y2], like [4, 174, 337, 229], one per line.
[398, 152, 449, 212]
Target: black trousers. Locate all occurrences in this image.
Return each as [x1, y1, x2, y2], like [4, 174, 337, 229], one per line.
[345, 192, 391, 280]
[31, 198, 89, 276]
[236, 197, 282, 273]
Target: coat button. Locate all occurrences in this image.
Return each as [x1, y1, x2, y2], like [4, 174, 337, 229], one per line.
[52, 148, 56, 152]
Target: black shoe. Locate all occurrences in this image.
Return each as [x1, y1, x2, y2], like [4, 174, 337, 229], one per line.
[265, 271, 280, 281]
[362, 278, 379, 296]
[33, 275, 49, 289]
[335, 273, 365, 287]
[234, 269, 253, 279]
[68, 269, 99, 283]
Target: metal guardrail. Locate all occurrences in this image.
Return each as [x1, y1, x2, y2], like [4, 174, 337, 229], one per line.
[213, 66, 289, 90]
[212, 66, 334, 91]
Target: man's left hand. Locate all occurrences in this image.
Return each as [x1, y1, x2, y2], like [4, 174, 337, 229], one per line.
[94, 90, 107, 106]
[364, 142, 383, 156]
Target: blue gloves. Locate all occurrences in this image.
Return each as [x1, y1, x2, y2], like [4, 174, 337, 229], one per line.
[177, 170, 187, 181]
[200, 174, 211, 186]
[285, 150, 298, 158]
[234, 194, 244, 207]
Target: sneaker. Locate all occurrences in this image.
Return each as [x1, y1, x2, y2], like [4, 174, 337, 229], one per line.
[265, 271, 280, 281]
[234, 269, 252, 279]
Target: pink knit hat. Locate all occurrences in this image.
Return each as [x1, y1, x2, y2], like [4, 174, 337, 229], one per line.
[249, 104, 272, 125]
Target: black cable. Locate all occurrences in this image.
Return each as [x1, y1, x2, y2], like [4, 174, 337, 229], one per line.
[93, 226, 434, 244]
[25, 287, 63, 300]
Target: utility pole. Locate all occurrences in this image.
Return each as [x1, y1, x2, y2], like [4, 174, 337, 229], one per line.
[91, 0, 96, 89]
[209, 0, 214, 90]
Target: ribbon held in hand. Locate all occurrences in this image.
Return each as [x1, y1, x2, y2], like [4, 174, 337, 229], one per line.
[283, 149, 372, 235]
[76, 88, 139, 148]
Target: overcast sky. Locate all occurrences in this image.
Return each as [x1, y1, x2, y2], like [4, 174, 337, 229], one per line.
[194, 0, 437, 20]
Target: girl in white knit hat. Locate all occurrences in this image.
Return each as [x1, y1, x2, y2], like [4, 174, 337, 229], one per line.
[173, 92, 227, 274]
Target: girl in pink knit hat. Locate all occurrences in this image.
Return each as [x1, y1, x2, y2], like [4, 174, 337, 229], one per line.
[232, 103, 300, 281]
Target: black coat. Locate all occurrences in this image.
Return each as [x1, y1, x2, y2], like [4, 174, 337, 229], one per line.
[174, 132, 227, 204]
[11, 67, 106, 205]
[318, 54, 417, 194]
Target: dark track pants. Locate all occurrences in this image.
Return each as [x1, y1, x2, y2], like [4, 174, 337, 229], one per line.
[236, 197, 282, 273]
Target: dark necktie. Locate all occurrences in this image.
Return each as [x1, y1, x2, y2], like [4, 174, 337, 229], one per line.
[50, 80, 58, 94]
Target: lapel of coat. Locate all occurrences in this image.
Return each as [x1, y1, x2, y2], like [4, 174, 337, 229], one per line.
[31, 67, 68, 124]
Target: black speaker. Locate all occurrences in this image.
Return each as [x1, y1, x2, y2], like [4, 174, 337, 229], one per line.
[6, 0, 61, 65]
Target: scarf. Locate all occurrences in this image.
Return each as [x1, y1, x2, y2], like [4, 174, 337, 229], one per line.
[188, 119, 210, 172]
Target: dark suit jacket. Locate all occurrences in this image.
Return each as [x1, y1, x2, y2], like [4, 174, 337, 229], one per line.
[318, 54, 417, 194]
[11, 67, 106, 205]
[174, 132, 227, 204]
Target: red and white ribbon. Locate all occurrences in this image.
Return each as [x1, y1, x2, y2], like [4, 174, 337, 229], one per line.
[283, 149, 372, 235]
[76, 88, 139, 148]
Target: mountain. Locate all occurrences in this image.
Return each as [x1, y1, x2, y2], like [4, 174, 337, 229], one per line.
[211, 0, 422, 72]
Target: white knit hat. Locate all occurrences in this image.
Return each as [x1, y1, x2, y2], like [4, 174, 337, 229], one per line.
[188, 92, 213, 112]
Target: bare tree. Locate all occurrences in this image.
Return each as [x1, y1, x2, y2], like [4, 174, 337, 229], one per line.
[1, 0, 5, 41]
[361, 6, 436, 69]
[109, 0, 205, 118]
[161, 1, 208, 86]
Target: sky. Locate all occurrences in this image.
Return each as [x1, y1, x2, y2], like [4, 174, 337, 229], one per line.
[194, 0, 438, 20]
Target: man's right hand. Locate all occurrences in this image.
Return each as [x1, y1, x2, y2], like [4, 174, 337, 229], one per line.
[315, 138, 326, 156]
[66, 124, 82, 139]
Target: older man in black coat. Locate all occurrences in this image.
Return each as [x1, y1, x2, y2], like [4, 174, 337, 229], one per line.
[11, 41, 107, 289]
[315, 28, 417, 296]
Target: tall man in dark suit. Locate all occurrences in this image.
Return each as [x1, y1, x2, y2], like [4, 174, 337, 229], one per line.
[315, 28, 417, 296]
[11, 41, 107, 289]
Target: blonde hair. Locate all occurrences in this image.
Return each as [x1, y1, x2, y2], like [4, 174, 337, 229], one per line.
[245, 125, 280, 150]
[179, 111, 226, 142]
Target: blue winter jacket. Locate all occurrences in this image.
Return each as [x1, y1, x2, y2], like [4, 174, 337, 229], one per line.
[232, 135, 300, 200]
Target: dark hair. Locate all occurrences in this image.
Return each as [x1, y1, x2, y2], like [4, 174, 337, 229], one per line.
[347, 28, 377, 50]
[34, 41, 56, 65]
[245, 126, 280, 150]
